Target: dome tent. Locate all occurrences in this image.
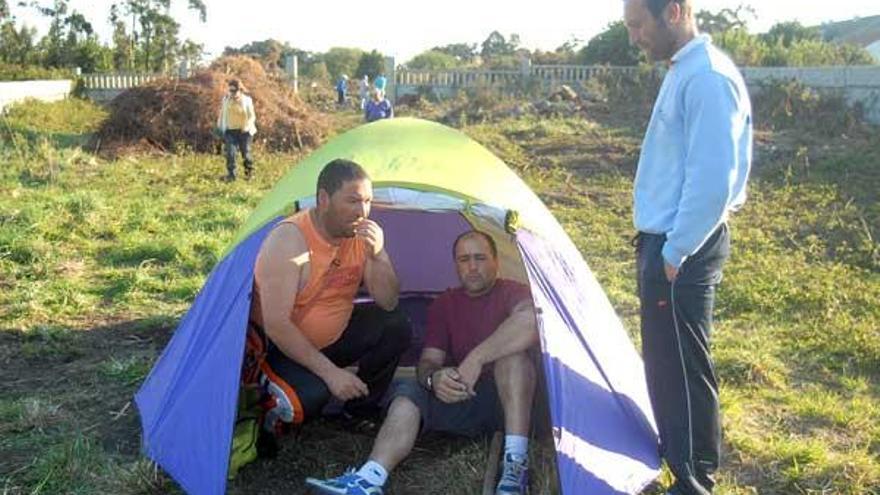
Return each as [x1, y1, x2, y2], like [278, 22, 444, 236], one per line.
[135, 117, 661, 494]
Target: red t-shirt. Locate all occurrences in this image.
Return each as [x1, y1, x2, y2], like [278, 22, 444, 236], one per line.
[423, 279, 532, 365]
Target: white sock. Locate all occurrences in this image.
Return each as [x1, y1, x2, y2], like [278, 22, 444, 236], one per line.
[504, 434, 529, 459]
[357, 460, 388, 487]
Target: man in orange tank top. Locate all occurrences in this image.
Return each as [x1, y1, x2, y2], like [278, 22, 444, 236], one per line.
[250, 159, 411, 437]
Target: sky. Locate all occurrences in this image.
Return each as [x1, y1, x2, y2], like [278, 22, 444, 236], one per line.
[7, 0, 880, 64]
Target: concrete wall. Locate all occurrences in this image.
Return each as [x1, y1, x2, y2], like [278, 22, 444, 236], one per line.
[0, 79, 73, 112]
[742, 66, 880, 124]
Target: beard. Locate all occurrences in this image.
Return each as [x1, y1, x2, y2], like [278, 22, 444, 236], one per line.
[650, 21, 679, 61]
[332, 220, 358, 238]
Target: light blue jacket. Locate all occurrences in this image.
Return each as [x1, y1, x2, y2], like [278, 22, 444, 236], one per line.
[634, 34, 753, 268]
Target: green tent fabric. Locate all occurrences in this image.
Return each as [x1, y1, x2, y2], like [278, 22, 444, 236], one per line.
[227, 117, 561, 255]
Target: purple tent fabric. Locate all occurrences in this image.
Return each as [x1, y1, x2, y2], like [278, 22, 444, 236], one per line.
[135, 219, 280, 495]
[135, 210, 660, 494]
[517, 230, 660, 494]
[371, 209, 470, 293]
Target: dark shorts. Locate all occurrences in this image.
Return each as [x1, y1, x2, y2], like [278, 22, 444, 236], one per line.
[389, 377, 502, 437]
[263, 304, 412, 421]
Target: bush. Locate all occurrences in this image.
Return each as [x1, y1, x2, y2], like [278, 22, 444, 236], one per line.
[752, 79, 866, 136]
[715, 29, 876, 67]
[0, 63, 75, 81]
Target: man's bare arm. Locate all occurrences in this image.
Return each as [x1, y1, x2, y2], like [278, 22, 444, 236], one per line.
[257, 224, 367, 400]
[456, 300, 538, 393]
[359, 219, 399, 310]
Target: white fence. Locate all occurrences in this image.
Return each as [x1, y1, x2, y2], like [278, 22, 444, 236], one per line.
[393, 65, 646, 99]
[0, 80, 73, 112]
[80, 72, 175, 102]
[393, 64, 880, 124]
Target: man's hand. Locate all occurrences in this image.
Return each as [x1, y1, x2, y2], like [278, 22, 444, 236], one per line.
[664, 262, 679, 282]
[355, 219, 385, 258]
[455, 353, 483, 396]
[325, 367, 369, 401]
[432, 367, 470, 404]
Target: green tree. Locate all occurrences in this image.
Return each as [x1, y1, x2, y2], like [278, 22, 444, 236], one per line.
[714, 28, 768, 65]
[532, 38, 582, 65]
[406, 49, 461, 70]
[71, 36, 112, 72]
[355, 49, 384, 79]
[577, 21, 641, 65]
[305, 60, 329, 82]
[225, 38, 286, 67]
[0, 21, 38, 65]
[480, 31, 520, 60]
[224, 39, 317, 75]
[696, 5, 755, 34]
[762, 21, 821, 47]
[114, 0, 206, 72]
[109, 3, 133, 70]
[431, 42, 477, 64]
[177, 38, 202, 69]
[26, 0, 94, 68]
[321, 47, 363, 79]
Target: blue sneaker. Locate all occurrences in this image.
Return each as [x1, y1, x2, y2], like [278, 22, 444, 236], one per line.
[305, 469, 384, 495]
[495, 453, 529, 494]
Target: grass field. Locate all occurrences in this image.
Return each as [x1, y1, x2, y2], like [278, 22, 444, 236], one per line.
[1, 95, 878, 494]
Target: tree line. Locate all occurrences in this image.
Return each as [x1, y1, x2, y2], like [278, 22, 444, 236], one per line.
[0, 0, 205, 78]
[0, 2, 874, 82]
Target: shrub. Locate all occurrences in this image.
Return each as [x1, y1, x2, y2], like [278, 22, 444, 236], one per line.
[752, 79, 865, 136]
[0, 63, 75, 81]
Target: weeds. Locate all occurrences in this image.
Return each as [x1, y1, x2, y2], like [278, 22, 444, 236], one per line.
[1, 96, 878, 494]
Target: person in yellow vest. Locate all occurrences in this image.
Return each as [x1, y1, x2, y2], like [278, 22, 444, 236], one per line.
[250, 159, 411, 438]
[216, 79, 257, 181]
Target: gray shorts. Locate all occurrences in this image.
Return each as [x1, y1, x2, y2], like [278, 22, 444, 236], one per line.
[388, 377, 502, 437]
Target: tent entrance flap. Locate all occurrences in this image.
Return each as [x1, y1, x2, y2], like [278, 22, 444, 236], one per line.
[516, 229, 661, 494]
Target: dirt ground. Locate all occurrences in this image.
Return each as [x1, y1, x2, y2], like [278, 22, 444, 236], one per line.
[0, 318, 559, 494]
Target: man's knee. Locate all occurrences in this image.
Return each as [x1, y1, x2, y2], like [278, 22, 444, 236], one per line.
[386, 379, 427, 420]
[493, 351, 536, 380]
[387, 395, 421, 419]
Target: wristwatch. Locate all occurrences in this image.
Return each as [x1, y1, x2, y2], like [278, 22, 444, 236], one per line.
[425, 370, 435, 391]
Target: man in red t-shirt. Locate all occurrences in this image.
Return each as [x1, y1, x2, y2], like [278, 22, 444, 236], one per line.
[307, 230, 538, 495]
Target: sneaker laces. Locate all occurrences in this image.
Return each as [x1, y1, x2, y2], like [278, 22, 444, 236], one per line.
[499, 455, 527, 487]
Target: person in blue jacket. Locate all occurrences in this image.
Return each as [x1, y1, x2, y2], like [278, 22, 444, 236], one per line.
[364, 88, 393, 122]
[336, 74, 349, 105]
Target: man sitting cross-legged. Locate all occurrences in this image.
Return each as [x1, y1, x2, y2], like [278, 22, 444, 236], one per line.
[306, 230, 539, 495]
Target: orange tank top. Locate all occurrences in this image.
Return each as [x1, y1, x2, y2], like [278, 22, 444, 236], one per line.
[252, 209, 367, 349]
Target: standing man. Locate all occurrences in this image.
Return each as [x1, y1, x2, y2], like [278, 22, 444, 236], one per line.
[624, 1, 752, 494]
[336, 74, 349, 106]
[359, 75, 371, 110]
[373, 73, 387, 98]
[216, 79, 257, 181]
[251, 159, 412, 436]
[305, 231, 537, 495]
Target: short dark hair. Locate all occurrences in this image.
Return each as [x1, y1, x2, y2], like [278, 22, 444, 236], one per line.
[645, 0, 688, 19]
[227, 78, 240, 88]
[316, 159, 370, 198]
[452, 230, 498, 260]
